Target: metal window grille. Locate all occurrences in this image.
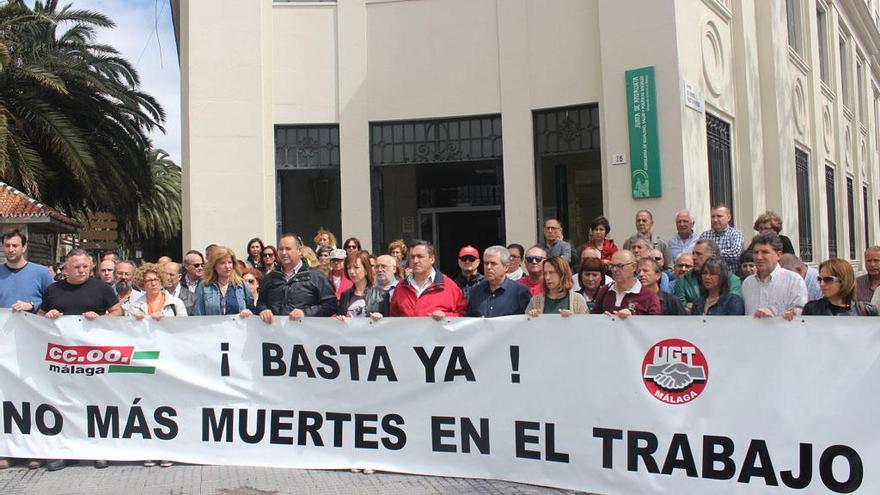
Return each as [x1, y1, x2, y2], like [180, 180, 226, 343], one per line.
[847, 177, 856, 259]
[706, 114, 734, 222]
[795, 149, 813, 262]
[369, 115, 502, 167]
[275, 125, 340, 169]
[826, 165, 838, 257]
[533, 104, 601, 156]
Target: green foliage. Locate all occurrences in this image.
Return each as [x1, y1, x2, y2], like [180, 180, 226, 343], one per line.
[0, 0, 179, 243]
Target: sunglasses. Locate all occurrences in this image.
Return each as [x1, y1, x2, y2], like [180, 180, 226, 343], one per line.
[525, 256, 544, 263]
[653, 257, 663, 262]
[244, 278, 258, 285]
[817, 276, 841, 284]
[459, 256, 477, 262]
[190, 263, 204, 268]
[345, 245, 358, 250]
[262, 253, 275, 258]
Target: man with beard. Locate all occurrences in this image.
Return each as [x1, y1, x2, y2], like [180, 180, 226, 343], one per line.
[113, 260, 142, 314]
[374, 254, 400, 297]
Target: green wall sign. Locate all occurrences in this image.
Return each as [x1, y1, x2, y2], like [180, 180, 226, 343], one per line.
[625, 66, 662, 198]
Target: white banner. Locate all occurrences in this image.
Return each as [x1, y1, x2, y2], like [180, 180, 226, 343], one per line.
[0, 310, 874, 494]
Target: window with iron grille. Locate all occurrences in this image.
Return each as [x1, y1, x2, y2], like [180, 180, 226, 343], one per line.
[826, 165, 838, 257]
[795, 148, 813, 262]
[706, 114, 734, 222]
[847, 176, 856, 259]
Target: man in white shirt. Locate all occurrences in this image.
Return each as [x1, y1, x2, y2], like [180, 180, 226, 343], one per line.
[742, 232, 808, 319]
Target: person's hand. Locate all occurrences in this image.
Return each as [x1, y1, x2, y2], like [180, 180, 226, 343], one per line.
[753, 308, 774, 318]
[369, 312, 383, 321]
[334, 315, 348, 322]
[259, 309, 273, 324]
[239, 309, 252, 319]
[559, 309, 573, 318]
[10, 301, 33, 313]
[150, 312, 164, 321]
[527, 309, 540, 318]
[44, 309, 62, 319]
[605, 308, 632, 319]
[82, 311, 100, 320]
[782, 309, 797, 321]
[685, 303, 693, 315]
[289, 308, 305, 320]
[429, 310, 445, 321]
[134, 311, 146, 321]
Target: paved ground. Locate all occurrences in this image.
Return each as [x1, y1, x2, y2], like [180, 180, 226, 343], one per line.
[0, 463, 594, 495]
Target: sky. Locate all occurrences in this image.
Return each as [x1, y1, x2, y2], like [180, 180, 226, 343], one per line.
[66, 0, 182, 165]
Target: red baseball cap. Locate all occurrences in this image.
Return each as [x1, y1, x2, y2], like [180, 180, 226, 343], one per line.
[458, 245, 479, 258]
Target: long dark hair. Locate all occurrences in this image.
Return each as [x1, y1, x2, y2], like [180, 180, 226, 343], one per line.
[246, 237, 264, 265]
[699, 256, 730, 295]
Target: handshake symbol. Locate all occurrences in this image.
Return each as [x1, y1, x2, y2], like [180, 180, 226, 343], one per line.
[644, 362, 706, 391]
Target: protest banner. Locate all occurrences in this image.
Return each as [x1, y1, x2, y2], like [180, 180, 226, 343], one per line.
[0, 310, 873, 493]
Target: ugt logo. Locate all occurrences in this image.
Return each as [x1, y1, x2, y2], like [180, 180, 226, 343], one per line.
[642, 338, 708, 405]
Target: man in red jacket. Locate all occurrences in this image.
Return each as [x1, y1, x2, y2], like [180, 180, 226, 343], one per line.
[590, 249, 660, 317]
[390, 240, 467, 319]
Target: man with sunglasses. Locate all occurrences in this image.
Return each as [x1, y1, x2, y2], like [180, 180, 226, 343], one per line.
[542, 218, 573, 265]
[454, 245, 484, 302]
[518, 246, 547, 296]
[181, 250, 205, 297]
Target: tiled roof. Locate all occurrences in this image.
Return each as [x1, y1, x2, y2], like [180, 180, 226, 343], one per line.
[0, 181, 82, 228]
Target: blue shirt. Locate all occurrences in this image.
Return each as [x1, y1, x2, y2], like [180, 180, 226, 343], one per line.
[668, 231, 698, 262]
[467, 278, 532, 317]
[0, 262, 54, 311]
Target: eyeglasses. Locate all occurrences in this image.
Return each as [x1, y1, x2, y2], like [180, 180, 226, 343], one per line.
[675, 263, 694, 269]
[459, 256, 477, 262]
[143, 277, 161, 284]
[510, 254, 522, 259]
[262, 253, 274, 258]
[653, 257, 663, 262]
[818, 276, 841, 284]
[244, 278, 257, 285]
[190, 263, 204, 269]
[345, 245, 358, 250]
[608, 262, 635, 271]
[525, 256, 544, 263]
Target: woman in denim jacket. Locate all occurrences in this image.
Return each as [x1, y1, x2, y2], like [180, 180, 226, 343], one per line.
[194, 246, 255, 317]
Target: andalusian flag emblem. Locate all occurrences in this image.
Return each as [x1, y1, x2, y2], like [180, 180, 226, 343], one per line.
[108, 351, 160, 374]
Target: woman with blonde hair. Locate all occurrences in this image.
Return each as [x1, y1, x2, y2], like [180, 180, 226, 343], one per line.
[314, 228, 337, 249]
[526, 256, 588, 316]
[128, 263, 187, 319]
[301, 246, 319, 268]
[194, 246, 254, 317]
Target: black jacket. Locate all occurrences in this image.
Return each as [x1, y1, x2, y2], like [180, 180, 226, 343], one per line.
[338, 286, 390, 317]
[256, 264, 337, 316]
[802, 298, 878, 316]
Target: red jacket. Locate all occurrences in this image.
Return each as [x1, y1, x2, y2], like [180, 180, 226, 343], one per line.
[389, 271, 467, 317]
[334, 273, 353, 300]
[582, 239, 618, 265]
[590, 282, 660, 315]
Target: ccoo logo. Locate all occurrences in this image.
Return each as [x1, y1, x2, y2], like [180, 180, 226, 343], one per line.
[642, 338, 708, 405]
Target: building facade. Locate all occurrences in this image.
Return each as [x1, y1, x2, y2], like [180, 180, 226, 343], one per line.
[174, 0, 880, 273]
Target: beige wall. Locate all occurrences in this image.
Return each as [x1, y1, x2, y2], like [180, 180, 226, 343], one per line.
[179, 0, 880, 264]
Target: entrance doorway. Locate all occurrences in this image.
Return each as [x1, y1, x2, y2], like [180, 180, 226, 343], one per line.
[533, 104, 602, 251]
[418, 207, 503, 275]
[369, 115, 505, 269]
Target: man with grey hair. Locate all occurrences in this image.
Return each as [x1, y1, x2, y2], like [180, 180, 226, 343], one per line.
[668, 209, 697, 261]
[779, 254, 821, 301]
[623, 209, 672, 270]
[518, 245, 547, 296]
[467, 245, 532, 317]
[114, 260, 142, 314]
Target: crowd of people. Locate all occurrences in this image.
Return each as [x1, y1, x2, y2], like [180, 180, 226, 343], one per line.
[1, 203, 878, 470]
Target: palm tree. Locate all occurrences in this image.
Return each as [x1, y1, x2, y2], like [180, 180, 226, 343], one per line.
[121, 148, 181, 244]
[0, 0, 165, 229]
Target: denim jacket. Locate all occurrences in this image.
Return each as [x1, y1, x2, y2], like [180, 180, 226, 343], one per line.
[194, 280, 254, 316]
